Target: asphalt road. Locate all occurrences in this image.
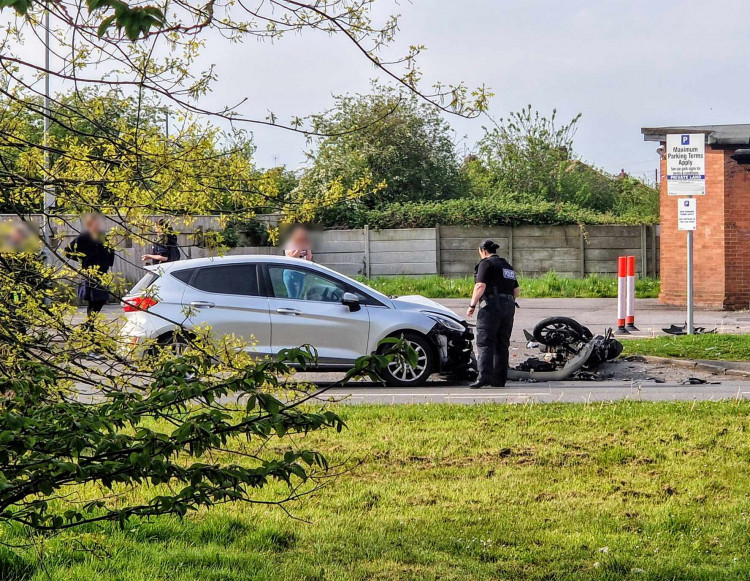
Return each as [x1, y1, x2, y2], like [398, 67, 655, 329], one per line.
[454, 297, 750, 342]
[311, 380, 750, 404]
[100, 298, 750, 404]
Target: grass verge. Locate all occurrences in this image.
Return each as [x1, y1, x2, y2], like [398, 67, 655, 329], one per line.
[7, 401, 750, 580]
[358, 272, 660, 299]
[622, 334, 750, 361]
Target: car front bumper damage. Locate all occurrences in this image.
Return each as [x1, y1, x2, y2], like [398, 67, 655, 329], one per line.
[429, 323, 477, 380]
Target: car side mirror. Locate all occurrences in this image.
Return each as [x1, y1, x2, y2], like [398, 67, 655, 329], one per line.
[341, 292, 361, 312]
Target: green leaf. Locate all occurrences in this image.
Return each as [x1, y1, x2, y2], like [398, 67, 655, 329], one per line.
[97, 15, 117, 37]
[0, 0, 32, 16]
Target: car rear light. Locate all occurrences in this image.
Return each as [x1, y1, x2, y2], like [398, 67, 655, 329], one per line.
[123, 296, 158, 312]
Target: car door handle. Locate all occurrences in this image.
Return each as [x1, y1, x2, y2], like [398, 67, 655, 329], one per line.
[276, 308, 302, 316]
[190, 301, 215, 308]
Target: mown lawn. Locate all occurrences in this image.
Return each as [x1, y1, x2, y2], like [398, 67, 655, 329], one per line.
[358, 272, 660, 299]
[622, 334, 750, 361]
[5, 401, 750, 580]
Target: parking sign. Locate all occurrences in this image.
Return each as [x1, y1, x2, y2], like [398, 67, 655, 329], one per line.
[667, 134, 706, 195]
[677, 198, 697, 230]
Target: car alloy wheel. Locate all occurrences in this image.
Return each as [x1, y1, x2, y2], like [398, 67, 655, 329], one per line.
[381, 332, 435, 387]
[157, 331, 190, 357]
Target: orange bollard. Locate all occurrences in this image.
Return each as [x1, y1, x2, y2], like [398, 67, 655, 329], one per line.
[616, 256, 630, 335]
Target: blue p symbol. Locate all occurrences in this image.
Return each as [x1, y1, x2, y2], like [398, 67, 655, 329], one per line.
[681, 135, 690, 145]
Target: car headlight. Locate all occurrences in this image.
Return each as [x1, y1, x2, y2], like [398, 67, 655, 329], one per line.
[422, 311, 466, 332]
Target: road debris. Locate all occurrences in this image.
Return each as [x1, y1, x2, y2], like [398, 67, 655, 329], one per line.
[662, 324, 717, 336]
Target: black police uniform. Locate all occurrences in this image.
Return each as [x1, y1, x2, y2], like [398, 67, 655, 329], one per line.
[150, 232, 180, 265]
[474, 255, 518, 386]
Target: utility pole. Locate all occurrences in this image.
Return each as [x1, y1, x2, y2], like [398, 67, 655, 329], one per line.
[42, 5, 54, 255]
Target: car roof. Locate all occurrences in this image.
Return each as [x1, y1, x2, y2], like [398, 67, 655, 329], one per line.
[146, 254, 351, 280]
[146, 254, 392, 304]
[146, 254, 296, 272]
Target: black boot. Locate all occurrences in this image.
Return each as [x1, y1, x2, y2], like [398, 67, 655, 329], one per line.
[470, 380, 488, 389]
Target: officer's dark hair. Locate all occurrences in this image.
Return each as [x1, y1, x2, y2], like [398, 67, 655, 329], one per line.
[480, 239, 500, 254]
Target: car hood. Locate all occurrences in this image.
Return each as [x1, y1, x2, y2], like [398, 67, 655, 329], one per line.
[391, 295, 462, 320]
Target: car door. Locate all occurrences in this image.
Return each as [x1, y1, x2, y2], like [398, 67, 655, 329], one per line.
[181, 263, 272, 355]
[265, 263, 370, 365]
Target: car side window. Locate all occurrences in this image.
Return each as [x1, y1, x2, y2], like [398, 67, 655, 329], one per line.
[268, 265, 349, 303]
[190, 264, 260, 296]
[171, 268, 194, 284]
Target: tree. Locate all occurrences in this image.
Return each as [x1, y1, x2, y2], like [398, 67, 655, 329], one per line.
[295, 85, 469, 225]
[475, 106, 658, 216]
[0, 0, 484, 533]
[477, 105, 581, 200]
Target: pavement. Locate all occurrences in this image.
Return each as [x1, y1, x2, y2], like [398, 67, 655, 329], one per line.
[100, 298, 750, 404]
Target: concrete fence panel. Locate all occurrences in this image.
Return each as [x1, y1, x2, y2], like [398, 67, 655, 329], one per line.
[1, 215, 659, 284]
[438, 226, 511, 276]
[310, 229, 366, 275]
[368, 228, 437, 277]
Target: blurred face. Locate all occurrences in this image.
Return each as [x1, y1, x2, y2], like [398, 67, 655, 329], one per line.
[0, 222, 29, 252]
[291, 227, 309, 247]
[85, 215, 102, 236]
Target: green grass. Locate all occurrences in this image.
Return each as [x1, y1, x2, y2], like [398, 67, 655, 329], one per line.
[623, 334, 750, 361]
[8, 401, 750, 580]
[357, 272, 660, 299]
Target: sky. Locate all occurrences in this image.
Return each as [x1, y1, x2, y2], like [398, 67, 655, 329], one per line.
[190, 0, 750, 182]
[24, 0, 750, 182]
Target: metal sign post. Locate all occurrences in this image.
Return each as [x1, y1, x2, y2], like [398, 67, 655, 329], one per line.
[667, 135, 705, 335]
[677, 197, 697, 333]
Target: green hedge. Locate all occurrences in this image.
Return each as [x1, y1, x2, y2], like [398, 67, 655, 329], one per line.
[317, 197, 658, 229]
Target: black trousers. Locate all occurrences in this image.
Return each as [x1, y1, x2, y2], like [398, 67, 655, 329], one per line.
[84, 300, 107, 331]
[476, 295, 515, 386]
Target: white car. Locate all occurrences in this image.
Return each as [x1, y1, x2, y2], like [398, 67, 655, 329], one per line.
[120, 255, 475, 386]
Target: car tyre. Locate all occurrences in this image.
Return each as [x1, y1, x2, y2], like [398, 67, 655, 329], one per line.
[379, 332, 435, 387]
[157, 331, 190, 356]
[533, 317, 592, 347]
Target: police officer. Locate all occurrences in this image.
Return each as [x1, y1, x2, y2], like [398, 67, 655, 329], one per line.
[466, 239, 519, 388]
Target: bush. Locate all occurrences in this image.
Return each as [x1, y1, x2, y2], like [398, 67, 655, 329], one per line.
[222, 217, 273, 247]
[317, 196, 657, 229]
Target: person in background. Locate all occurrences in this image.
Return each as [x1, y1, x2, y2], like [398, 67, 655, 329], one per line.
[466, 239, 520, 388]
[141, 218, 180, 265]
[282, 225, 313, 299]
[65, 214, 115, 328]
[0, 223, 45, 333]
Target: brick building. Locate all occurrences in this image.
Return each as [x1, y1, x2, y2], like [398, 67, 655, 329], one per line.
[642, 124, 750, 310]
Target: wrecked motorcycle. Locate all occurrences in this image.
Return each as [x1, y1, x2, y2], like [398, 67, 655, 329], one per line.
[508, 317, 623, 381]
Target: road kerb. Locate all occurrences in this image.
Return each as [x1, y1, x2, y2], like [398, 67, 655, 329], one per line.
[641, 356, 750, 378]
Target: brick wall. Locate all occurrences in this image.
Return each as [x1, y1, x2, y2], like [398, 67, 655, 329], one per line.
[724, 154, 750, 309]
[660, 146, 750, 310]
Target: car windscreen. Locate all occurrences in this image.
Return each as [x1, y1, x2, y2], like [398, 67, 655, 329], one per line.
[329, 271, 390, 304]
